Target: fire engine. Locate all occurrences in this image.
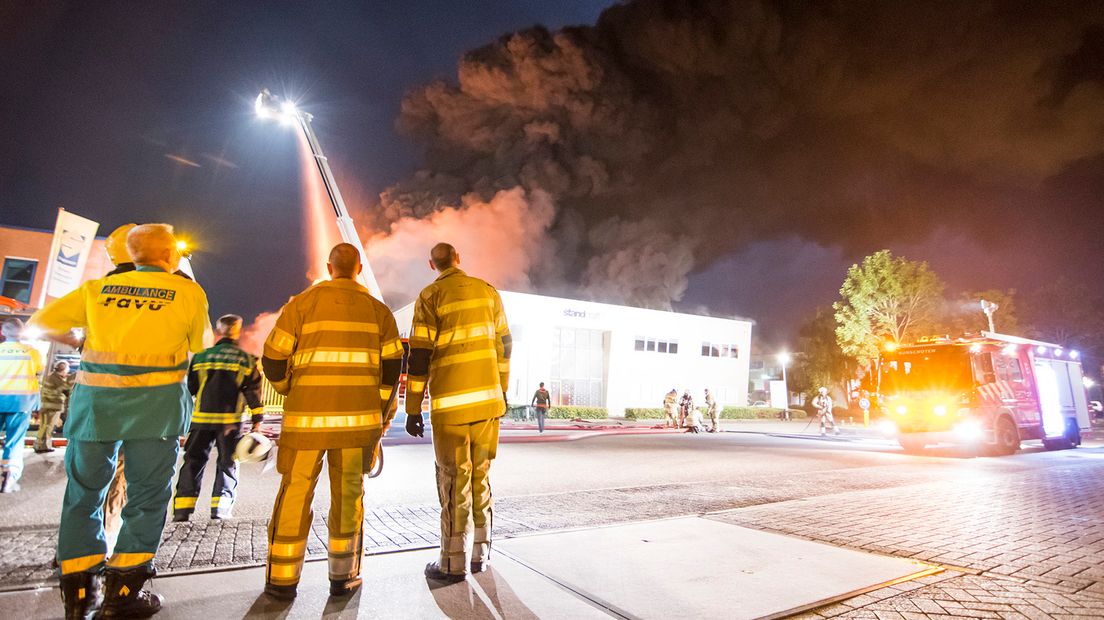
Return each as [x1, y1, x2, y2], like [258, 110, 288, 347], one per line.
[878, 332, 1091, 455]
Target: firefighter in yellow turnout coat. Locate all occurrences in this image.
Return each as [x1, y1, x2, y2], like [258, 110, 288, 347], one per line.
[31, 224, 212, 619]
[405, 243, 511, 582]
[261, 244, 403, 600]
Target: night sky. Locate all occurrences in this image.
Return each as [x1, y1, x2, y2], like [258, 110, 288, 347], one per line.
[3, 1, 1103, 348]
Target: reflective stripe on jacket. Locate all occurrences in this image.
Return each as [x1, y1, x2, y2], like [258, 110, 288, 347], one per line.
[262, 278, 403, 450]
[189, 338, 263, 427]
[0, 341, 43, 413]
[405, 267, 511, 426]
[29, 266, 213, 440]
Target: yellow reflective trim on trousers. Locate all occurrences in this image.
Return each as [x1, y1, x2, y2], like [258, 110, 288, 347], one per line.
[301, 320, 379, 335]
[407, 379, 426, 393]
[283, 412, 382, 430]
[267, 327, 296, 355]
[82, 349, 187, 367]
[379, 386, 393, 400]
[192, 412, 240, 424]
[77, 368, 186, 388]
[192, 362, 246, 372]
[250, 407, 264, 415]
[292, 348, 379, 367]
[412, 325, 437, 341]
[437, 322, 494, 344]
[107, 552, 155, 568]
[432, 387, 502, 412]
[270, 540, 308, 558]
[329, 536, 357, 554]
[60, 554, 105, 575]
[433, 348, 497, 369]
[294, 374, 378, 387]
[174, 496, 197, 509]
[438, 298, 493, 315]
[268, 562, 303, 581]
[211, 497, 222, 507]
[381, 339, 403, 359]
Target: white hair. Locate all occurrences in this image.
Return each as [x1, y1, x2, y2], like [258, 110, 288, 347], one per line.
[126, 223, 176, 265]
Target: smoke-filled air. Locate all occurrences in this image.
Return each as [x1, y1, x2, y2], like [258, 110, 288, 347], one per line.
[364, 0, 1104, 309]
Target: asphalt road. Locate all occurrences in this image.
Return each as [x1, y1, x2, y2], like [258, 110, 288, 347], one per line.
[0, 425, 1065, 528]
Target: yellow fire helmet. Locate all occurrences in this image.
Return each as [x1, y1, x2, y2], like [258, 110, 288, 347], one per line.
[105, 223, 137, 266]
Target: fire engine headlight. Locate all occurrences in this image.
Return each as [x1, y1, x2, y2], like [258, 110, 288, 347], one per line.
[895, 405, 908, 415]
[953, 419, 984, 442]
[877, 419, 898, 436]
[933, 405, 947, 417]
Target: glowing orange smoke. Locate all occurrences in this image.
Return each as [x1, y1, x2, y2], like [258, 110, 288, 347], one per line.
[296, 129, 342, 281]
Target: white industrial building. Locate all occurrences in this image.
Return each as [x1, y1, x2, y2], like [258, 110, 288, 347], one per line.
[394, 291, 753, 417]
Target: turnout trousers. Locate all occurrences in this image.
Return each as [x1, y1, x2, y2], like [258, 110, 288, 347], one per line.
[1, 411, 31, 481]
[266, 440, 381, 588]
[36, 408, 62, 451]
[56, 438, 179, 575]
[173, 427, 240, 519]
[433, 417, 500, 575]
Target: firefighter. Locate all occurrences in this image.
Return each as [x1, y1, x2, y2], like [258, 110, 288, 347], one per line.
[31, 223, 212, 619]
[172, 314, 263, 522]
[663, 389, 678, 428]
[814, 387, 840, 436]
[102, 223, 137, 541]
[405, 242, 511, 583]
[35, 360, 72, 453]
[530, 382, 550, 433]
[0, 318, 43, 493]
[679, 389, 694, 428]
[261, 244, 403, 600]
[704, 388, 720, 433]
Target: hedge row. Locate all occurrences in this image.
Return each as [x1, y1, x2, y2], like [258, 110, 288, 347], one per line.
[624, 406, 808, 420]
[505, 405, 609, 420]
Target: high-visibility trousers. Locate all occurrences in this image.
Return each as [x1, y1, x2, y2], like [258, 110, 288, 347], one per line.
[433, 417, 500, 575]
[266, 440, 380, 587]
[0, 411, 31, 480]
[57, 438, 179, 575]
[173, 427, 240, 519]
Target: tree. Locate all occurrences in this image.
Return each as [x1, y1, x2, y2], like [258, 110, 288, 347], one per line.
[1020, 277, 1104, 359]
[834, 250, 945, 366]
[940, 289, 1022, 336]
[791, 308, 857, 398]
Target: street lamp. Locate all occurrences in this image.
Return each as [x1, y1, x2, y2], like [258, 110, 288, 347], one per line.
[254, 89, 384, 303]
[777, 351, 791, 409]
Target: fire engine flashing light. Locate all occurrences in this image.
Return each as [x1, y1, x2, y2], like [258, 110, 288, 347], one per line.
[1001, 344, 1018, 356]
[1070, 350, 1080, 360]
[895, 405, 908, 415]
[1054, 348, 1063, 357]
[969, 343, 982, 353]
[1036, 345, 1047, 354]
[884, 341, 899, 352]
[877, 419, 898, 436]
[933, 405, 947, 416]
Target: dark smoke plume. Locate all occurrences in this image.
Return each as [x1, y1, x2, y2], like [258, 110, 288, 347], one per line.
[375, 0, 1104, 308]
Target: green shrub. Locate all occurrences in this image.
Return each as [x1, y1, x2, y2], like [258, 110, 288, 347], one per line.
[624, 408, 666, 420]
[505, 405, 607, 420]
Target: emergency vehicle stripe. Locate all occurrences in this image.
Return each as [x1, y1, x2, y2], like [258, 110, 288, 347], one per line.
[282, 413, 382, 430]
[292, 348, 379, 367]
[82, 349, 186, 367]
[60, 553, 106, 575]
[301, 320, 379, 335]
[294, 375, 379, 387]
[433, 348, 498, 369]
[107, 552, 155, 568]
[77, 368, 187, 388]
[432, 387, 502, 412]
[438, 298, 493, 315]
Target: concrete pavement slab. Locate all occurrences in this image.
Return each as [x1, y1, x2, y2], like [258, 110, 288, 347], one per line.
[497, 517, 936, 620]
[1, 548, 612, 619]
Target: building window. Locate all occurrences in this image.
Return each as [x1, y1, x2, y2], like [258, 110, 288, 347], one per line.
[702, 342, 739, 358]
[1, 258, 37, 304]
[552, 327, 606, 407]
[635, 336, 678, 355]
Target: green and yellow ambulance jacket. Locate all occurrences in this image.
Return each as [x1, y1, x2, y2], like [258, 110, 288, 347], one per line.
[405, 267, 511, 426]
[188, 338, 264, 428]
[0, 341, 43, 413]
[29, 266, 212, 440]
[262, 278, 404, 450]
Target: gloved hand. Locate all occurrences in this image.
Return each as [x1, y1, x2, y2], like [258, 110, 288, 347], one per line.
[406, 413, 425, 438]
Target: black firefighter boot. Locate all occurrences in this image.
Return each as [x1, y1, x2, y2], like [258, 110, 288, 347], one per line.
[101, 566, 164, 618]
[59, 570, 103, 620]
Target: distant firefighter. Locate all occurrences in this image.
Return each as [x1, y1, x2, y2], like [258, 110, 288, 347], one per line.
[704, 388, 720, 433]
[35, 360, 72, 454]
[679, 389, 694, 428]
[814, 387, 840, 437]
[663, 389, 678, 428]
